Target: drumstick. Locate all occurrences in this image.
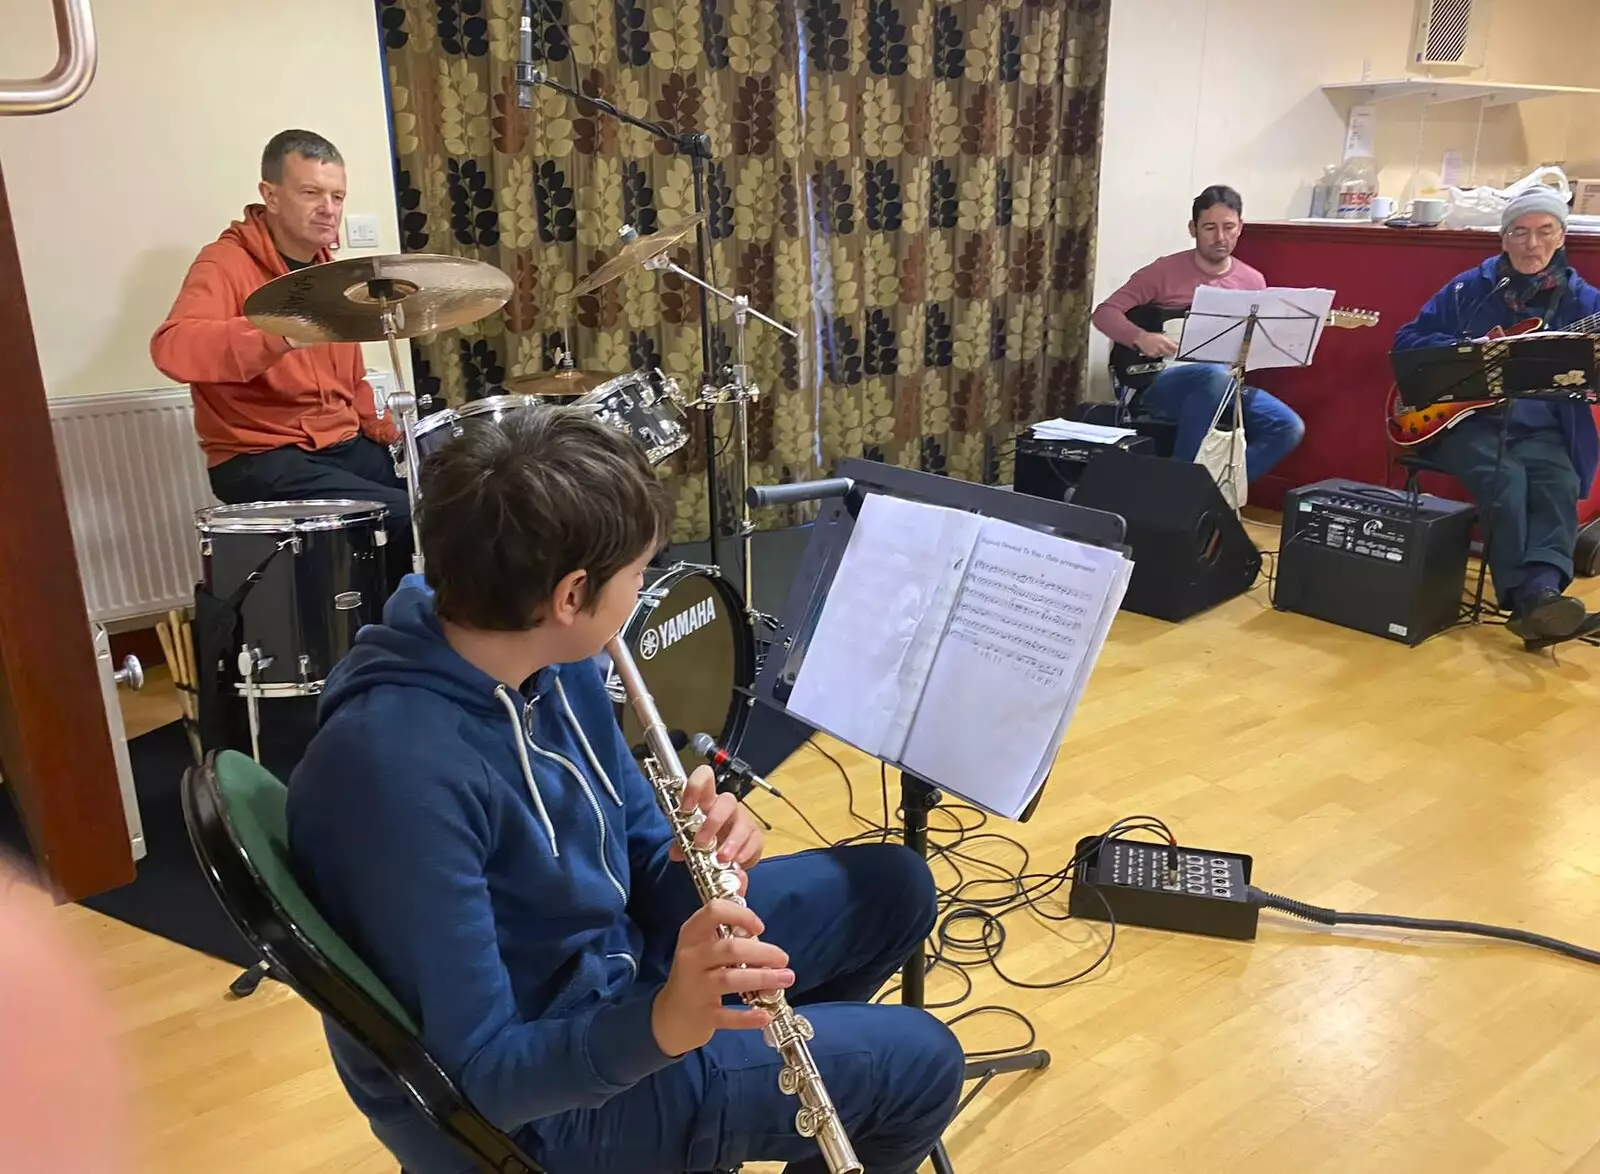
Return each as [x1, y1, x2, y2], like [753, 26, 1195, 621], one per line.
[155, 621, 189, 722]
[155, 621, 178, 683]
[180, 621, 197, 716]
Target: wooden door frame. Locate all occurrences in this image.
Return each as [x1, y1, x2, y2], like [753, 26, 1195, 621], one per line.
[0, 157, 135, 900]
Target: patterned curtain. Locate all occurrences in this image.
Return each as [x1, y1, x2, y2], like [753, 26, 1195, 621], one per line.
[377, 0, 1109, 543]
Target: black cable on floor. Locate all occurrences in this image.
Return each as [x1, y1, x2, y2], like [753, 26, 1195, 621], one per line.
[767, 757, 1600, 1071]
[780, 743, 1174, 1062]
[1248, 887, 1600, 965]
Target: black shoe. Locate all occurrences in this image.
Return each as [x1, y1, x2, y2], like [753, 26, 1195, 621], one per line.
[1521, 611, 1600, 653]
[1507, 588, 1587, 642]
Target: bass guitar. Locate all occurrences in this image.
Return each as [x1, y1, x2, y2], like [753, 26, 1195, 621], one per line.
[1386, 310, 1600, 447]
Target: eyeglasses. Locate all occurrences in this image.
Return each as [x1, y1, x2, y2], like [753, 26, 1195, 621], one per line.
[1506, 225, 1563, 244]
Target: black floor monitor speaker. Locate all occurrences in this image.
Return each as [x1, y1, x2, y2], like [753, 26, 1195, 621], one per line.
[1071, 451, 1262, 622]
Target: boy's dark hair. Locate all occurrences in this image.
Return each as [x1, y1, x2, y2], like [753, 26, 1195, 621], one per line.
[419, 406, 674, 631]
[1191, 185, 1244, 224]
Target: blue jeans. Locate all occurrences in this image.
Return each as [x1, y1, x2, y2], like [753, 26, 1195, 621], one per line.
[1427, 419, 1580, 608]
[1138, 362, 1305, 483]
[521, 844, 964, 1174]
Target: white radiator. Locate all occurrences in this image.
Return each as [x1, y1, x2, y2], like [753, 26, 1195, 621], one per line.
[49, 388, 215, 625]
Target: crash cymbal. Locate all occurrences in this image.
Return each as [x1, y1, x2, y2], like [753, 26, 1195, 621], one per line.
[568, 215, 706, 300]
[505, 368, 615, 397]
[245, 253, 514, 345]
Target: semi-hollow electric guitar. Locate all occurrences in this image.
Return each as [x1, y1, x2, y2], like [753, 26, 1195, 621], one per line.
[1386, 310, 1600, 447]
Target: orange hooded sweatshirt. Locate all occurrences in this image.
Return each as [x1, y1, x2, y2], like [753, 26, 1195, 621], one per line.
[150, 205, 400, 468]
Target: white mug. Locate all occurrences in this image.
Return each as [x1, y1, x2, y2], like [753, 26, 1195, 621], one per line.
[1412, 198, 1448, 226]
[1370, 197, 1396, 220]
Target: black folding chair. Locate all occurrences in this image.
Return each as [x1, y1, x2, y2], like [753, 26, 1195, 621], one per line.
[182, 750, 741, 1174]
[181, 749, 546, 1173]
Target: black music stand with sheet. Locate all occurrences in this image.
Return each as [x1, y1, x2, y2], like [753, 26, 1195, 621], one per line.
[743, 459, 1129, 1174]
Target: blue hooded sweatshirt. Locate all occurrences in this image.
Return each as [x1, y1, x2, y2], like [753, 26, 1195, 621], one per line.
[1393, 254, 1600, 493]
[287, 574, 681, 1172]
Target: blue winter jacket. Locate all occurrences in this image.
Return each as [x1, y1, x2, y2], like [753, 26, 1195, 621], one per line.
[287, 574, 680, 1173]
[1393, 254, 1600, 491]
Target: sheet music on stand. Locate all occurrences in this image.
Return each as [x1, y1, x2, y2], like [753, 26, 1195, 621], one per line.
[770, 474, 1132, 821]
[1177, 285, 1335, 370]
[1392, 333, 1599, 409]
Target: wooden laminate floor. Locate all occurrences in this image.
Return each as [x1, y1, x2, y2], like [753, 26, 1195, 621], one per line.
[47, 539, 1600, 1172]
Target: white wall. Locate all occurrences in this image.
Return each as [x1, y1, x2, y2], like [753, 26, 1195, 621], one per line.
[1088, 0, 1600, 399]
[0, 0, 403, 399]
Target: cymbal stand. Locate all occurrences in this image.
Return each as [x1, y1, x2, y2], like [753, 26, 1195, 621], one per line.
[523, 66, 724, 566]
[632, 236, 794, 629]
[370, 284, 425, 574]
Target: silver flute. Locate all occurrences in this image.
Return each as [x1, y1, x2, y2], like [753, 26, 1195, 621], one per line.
[606, 634, 862, 1174]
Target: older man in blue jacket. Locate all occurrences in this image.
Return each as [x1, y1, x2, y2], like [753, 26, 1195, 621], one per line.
[1393, 187, 1600, 646]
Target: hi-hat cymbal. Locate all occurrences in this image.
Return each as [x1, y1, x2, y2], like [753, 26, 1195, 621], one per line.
[568, 216, 705, 300]
[245, 253, 514, 345]
[505, 368, 615, 397]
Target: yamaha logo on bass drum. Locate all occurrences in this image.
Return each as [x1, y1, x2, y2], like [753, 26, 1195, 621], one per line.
[638, 595, 719, 660]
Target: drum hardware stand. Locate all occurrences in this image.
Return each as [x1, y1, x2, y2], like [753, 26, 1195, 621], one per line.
[372, 289, 426, 574]
[521, 65, 723, 564]
[622, 231, 792, 632]
[236, 645, 272, 764]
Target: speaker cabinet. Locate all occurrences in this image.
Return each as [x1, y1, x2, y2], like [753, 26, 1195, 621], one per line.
[1071, 451, 1262, 622]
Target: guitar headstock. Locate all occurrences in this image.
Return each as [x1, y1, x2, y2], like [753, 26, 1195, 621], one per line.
[1328, 308, 1380, 329]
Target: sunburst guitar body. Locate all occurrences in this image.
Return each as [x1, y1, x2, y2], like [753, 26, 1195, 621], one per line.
[1385, 317, 1545, 447]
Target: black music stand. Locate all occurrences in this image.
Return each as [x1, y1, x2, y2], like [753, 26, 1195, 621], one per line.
[744, 459, 1128, 1174]
[1392, 336, 1600, 628]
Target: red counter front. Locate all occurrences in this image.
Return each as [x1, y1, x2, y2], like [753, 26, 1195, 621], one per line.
[1230, 222, 1600, 521]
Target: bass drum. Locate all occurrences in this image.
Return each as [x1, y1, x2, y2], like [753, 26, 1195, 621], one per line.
[608, 564, 754, 764]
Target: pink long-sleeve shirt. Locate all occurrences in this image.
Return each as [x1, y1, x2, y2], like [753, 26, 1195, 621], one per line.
[1092, 251, 1267, 348]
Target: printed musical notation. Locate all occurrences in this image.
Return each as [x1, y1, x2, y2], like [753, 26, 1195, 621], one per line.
[900, 517, 1132, 817]
[945, 541, 1099, 685]
[787, 494, 1132, 821]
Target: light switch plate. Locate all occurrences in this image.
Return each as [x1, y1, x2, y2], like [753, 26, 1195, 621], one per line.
[346, 214, 380, 248]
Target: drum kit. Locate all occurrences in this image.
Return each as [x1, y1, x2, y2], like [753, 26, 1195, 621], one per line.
[194, 215, 790, 763]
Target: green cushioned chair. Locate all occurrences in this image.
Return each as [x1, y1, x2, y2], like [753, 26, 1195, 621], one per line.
[181, 749, 545, 1174]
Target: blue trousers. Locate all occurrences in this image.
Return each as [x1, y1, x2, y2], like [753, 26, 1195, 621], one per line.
[1138, 362, 1305, 484]
[1426, 420, 1580, 607]
[522, 844, 965, 1174]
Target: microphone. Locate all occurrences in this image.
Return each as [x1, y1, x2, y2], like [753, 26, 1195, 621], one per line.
[691, 733, 783, 798]
[1458, 276, 1512, 340]
[516, 0, 536, 109]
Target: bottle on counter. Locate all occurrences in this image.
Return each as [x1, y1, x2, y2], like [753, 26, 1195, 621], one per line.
[1309, 165, 1338, 218]
[1334, 156, 1378, 220]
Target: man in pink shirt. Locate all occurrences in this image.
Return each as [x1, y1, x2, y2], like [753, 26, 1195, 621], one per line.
[1092, 185, 1304, 483]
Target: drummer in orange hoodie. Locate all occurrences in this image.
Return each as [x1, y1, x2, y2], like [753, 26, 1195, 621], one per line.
[151, 130, 409, 565]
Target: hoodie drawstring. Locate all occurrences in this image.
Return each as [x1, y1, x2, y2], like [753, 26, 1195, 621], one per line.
[556, 679, 624, 807]
[495, 686, 560, 857]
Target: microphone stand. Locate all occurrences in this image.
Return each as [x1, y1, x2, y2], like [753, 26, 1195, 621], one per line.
[620, 231, 792, 626]
[523, 66, 725, 569]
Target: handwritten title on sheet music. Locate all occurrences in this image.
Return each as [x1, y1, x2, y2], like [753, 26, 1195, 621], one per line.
[945, 537, 1094, 688]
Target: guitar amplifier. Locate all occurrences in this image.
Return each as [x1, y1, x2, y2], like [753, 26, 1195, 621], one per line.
[1274, 478, 1477, 646]
[1013, 431, 1155, 502]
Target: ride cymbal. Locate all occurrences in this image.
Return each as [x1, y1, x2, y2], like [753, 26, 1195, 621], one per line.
[568, 216, 706, 300]
[244, 253, 514, 345]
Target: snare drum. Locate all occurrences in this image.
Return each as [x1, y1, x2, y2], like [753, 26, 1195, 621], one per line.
[196, 500, 390, 696]
[411, 394, 547, 466]
[608, 563, 754, 759]
[407, 373, 689, 469]
[574, 371, 691, 464]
